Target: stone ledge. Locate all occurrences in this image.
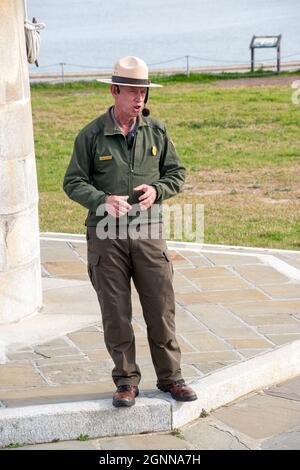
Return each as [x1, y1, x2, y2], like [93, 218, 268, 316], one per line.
[1, 339, 300, 447]
[171, 339, 300, 427]
[0, 398, 171, 447]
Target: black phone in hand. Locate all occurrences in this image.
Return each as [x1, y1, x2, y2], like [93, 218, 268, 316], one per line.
[127, 190, 145, 206]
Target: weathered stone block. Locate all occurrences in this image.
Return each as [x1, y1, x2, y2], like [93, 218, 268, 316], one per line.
[0, 100, 34, 161]
[0, 222, 7, 272]
[6, 207, 40, 269]
[0, 154, 38, 214]
[0, 259, 42, 324]
[0, 0, 42, 325]
[0, 0, 29, 105]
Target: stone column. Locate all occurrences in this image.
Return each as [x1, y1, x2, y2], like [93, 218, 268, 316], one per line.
[0, 0, 42, 324]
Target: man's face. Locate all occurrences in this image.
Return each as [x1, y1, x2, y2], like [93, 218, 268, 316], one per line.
[112, 85, 147, 118]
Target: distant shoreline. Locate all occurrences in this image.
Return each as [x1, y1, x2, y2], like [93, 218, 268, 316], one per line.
[29, 60, 300, 84]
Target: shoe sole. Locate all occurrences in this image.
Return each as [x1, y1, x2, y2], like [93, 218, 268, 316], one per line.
[170, 394, 198, 402]
[112, 399, 136, 408]
[112, 389, 139, 408]
[159, 388, 198, 402]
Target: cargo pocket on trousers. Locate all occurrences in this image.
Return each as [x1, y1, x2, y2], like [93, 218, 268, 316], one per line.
[87, 250, 101, 292]
[163, 250, 174, 279]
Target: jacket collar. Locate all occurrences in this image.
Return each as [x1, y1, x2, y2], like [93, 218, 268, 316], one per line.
[104, 106, 146, 136]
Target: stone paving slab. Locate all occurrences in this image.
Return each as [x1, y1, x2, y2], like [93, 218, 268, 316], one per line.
[191, 276, 251, 291]
[43, 261, 88, 279]
[180, 266, 234, 278]
[0, 363, 47, 390]
[259, 283, 300, 299]
[180, 374, 300, 450]
[40, 240, 81, 262]
[213, 394, 300, 440]
[186, 304, 250, 330]
[94, 433, 195, 450]
[233, 265, 291, 285]
[261, 428, 300, 450]
[180, 331, 232, 352]
[225, 300, 300, 315]
[201, 253, 263, 266]
[182, 416, 251, 450]
[264, 375, 300, 402]
[237, 349, 272, 359]
[265, 333, 300, 346]
[0, 382, 113, 408]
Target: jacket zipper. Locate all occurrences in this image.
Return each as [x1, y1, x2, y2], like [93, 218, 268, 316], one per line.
[129, 131, 138, 197]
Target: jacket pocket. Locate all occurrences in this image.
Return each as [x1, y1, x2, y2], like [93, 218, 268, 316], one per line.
[87, 249, 101, 266]
[163, 250, 174, 277]
[87, 249, 101, 291]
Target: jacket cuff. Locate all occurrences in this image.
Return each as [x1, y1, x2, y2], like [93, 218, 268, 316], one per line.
[91, 192, 108, 212]
[151, 184, 162, 202]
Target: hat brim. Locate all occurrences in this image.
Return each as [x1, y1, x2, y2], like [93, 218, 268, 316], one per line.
[97, 78, 162, 88]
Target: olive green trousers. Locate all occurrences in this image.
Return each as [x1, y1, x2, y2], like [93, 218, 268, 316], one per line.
[87, 223, 182, 387]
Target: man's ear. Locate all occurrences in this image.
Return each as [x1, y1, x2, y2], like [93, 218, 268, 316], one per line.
[111, 84, 120, 97]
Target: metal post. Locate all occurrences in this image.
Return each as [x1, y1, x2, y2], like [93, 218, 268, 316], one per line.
[59, 62, 66, 85]
[277, 44, 280, 74]
[251, 48, 254, 73]
[186, 55, 190, 77]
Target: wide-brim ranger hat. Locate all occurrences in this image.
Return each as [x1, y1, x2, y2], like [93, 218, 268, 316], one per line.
[97, 56, 162, 88]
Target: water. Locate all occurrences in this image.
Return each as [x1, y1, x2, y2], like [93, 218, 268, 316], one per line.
[27, 0, 300, 74]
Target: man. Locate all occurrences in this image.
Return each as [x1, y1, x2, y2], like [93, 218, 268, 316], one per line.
[63, 56, 197, 407]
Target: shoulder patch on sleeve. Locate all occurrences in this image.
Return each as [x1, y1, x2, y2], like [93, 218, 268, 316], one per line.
[156, 122, 166, 133]
[146, 117, 166, 134]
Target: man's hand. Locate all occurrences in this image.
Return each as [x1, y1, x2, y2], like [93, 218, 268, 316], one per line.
[133, 184, 157, 210]
[105, 195, 132, 218]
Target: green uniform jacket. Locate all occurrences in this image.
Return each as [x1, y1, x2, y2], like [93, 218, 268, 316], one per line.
[63, 106, 186, 226]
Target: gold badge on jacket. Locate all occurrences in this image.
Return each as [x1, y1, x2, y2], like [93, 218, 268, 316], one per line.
[151, 146, 157, 157]
[99, 155, 113, 161]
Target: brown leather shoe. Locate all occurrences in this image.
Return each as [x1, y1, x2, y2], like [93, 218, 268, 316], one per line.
[157, 380, 197, 402]
[112, 385, 139, 408]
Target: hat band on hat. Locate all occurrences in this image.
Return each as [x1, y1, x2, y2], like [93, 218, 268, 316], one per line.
[112, 75, 150, 86]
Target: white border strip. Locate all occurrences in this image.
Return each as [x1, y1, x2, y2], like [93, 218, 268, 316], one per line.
[39, 234, 300, 282]
[168, 240, 300, 255]
[41, 232, 85, 238]
[259, 254, 300, 282]
[41, 236, 86, 244]
[40, 233, 300, 255]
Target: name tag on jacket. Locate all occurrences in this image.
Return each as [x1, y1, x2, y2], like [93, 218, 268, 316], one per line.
[99, 155, 113, 161]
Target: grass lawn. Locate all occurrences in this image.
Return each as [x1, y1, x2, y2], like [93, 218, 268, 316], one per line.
[31, 72, 300, 249]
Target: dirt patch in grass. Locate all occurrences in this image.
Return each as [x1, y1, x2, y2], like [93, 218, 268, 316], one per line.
[168, 190, 300, 249]
[184, 166, 300, 203]
[215, 74, 300, 88]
